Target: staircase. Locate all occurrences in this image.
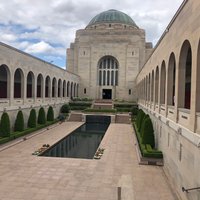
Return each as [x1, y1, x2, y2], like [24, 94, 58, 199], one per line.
[115, 114, 130, 124]
[93, 99, 113, 109]
[68, 113, 83, 122]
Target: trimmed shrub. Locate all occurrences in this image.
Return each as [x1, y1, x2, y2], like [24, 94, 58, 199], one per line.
[61, 104, 70, 113]
[38, 107, 46, 125]
[47, 106, 54, 121]
[14, 110, 24, 131]
[28, 109, 37, 128]
[140, 114, 149, 136]
[141, 117, 155, 148]
[69, 102, 92, 107]
[136, 109, 145, 131]
[131, 106, 138, 116]
[0, 112, 11, 137]
[84, 108, 117, 113]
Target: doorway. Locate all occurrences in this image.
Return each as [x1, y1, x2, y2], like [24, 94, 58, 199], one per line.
[102, 89, 112, 99]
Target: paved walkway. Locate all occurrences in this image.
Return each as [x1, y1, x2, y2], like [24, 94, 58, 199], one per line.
[0, 122, 179, 200]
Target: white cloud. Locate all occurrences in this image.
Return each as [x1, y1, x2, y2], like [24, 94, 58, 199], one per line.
[0, 0, 183, 67]
[25, 41, 54, 54]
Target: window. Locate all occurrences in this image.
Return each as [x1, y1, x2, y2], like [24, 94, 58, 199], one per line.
[98, 56, 118, 86]
[84, 88, 86, 94]
[109, 24, 111, 27]
[129, 89, 131, 95]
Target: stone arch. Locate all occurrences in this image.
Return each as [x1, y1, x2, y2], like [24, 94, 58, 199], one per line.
[63, 80, 66, 97]
[45, 76, 51, 98]
[27, 71, 35, 98]
[178, 40, 192, 109]
[58, 79, 62, 97]
[167, 53, 176, 106]
[160, 61, 166, 104]
[67, 81, 70, 97]
[74, 83, 76, 97]
[14, 68, 24, 98]
[196, 40, 200, 112]
[151, 70, 154, 102]
[0, 64, 10, 98]
[71, 82, 73, 98]
[37, 74, 43, 98]
[98, 56, 119, 86]
[155, 66, 159, 103]
[52, 77, 57, 98]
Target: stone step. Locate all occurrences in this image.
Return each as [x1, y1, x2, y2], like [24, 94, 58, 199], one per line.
[115, 114, 130, 124]
[68, 113, 82, 122]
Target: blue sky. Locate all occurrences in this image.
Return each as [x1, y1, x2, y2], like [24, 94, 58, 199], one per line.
[0, 0, 183, 68]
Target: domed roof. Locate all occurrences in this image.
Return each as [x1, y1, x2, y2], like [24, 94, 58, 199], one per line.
[87, 9, 138, 27]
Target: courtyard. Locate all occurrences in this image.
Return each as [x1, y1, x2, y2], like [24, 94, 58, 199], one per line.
[0, 121, 179, 200]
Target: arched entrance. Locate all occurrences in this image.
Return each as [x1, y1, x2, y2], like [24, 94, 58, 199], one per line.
[98, 56, 118, 99]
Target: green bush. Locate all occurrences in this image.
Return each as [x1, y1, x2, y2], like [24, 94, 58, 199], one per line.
[136, 109, 145, 131]
[114, 103, 137, 108]
[84, 108, 117, 113]
[69, 102, 92, 107]
[28, 109, 37, 128]
[38, 107, 46, 125]
[116, 108, 131, 112]
[131, 107, 138, 116]
[141, 117, 155, 148]
[0, 112, 11, 137]
[70, 106, 89, 110]
[140, 114, 149, 136]
[61, 104, 70, 113]
[47, 106, 54, 121]
[14, 110, 24, 131]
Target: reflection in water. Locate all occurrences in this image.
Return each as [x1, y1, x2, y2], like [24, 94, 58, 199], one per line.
[41, 122, 109, 159]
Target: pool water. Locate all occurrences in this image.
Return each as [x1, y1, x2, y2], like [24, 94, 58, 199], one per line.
[40, 122, 109, 159]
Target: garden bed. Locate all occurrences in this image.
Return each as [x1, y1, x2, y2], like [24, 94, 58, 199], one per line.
[132, 121, 163, 166]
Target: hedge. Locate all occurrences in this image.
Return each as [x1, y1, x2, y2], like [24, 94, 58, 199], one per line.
[0, 112, 10, 137]
[116, 108, 131, 112]
[141, 117, 155, 148]
[70, 106, 89, 110]
[60, 104, 70, 113]
[47, 106, 54, 121]
[38, 107, 46, 124]
[114, 103, 137, 108]
[133, 120, 163, 159]
[0, 120, 58, 145]
[69, 102, 92, 107]
[84, 108, 117, 113]
[14, 110, 24, 132]
[28, 109, 37, 128]
[131, 106, 138, 116]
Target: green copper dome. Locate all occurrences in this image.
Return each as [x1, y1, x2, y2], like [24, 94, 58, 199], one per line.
[87, 9, 138, 27]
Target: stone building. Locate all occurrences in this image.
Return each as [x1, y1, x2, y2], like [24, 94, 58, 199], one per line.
[136, 0, 200, 199]
[67, 9, 152, 101]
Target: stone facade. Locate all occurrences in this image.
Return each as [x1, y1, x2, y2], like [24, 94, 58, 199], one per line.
[67, 10, 152, 101]
[136, 0, 200, 199]
[0, 42, 80, 129]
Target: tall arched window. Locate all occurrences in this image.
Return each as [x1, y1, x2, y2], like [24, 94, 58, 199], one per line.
[14, 68, 24, 98]
[27, 71, 34, 98]
[71, 82, 73, 98]
[178, 40, 192, 109]
[151, 70, 154, 102]
[98, 56, 119, 86]
[196, 40, 200, 112]
[63, 80, 66, 97]
[155, 66, 159, 103]
[58, 79, 62, 97]
[45, 76, 51, 98]
[167, 53, 176, 106]
[52, 78, 57, 98]
[160, 61, 166, 104]
[67, 81, 70, 97]
[0, 65, 10, 98]
[37, 74, 43, 98]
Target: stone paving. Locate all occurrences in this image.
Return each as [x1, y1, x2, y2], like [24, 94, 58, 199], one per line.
[0, 122, 179, 200]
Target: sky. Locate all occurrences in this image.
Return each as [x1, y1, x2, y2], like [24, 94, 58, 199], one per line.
[0, 0, 183, 68]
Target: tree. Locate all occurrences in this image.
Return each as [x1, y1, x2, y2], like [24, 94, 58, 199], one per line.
[0, 112, 11, 137]
[47, 106, 54, 121]
[14, 110, 24, 131]
[141, 117, 155, 148]
[38, 107, 46, 124]
[28, 109, 37, 128]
